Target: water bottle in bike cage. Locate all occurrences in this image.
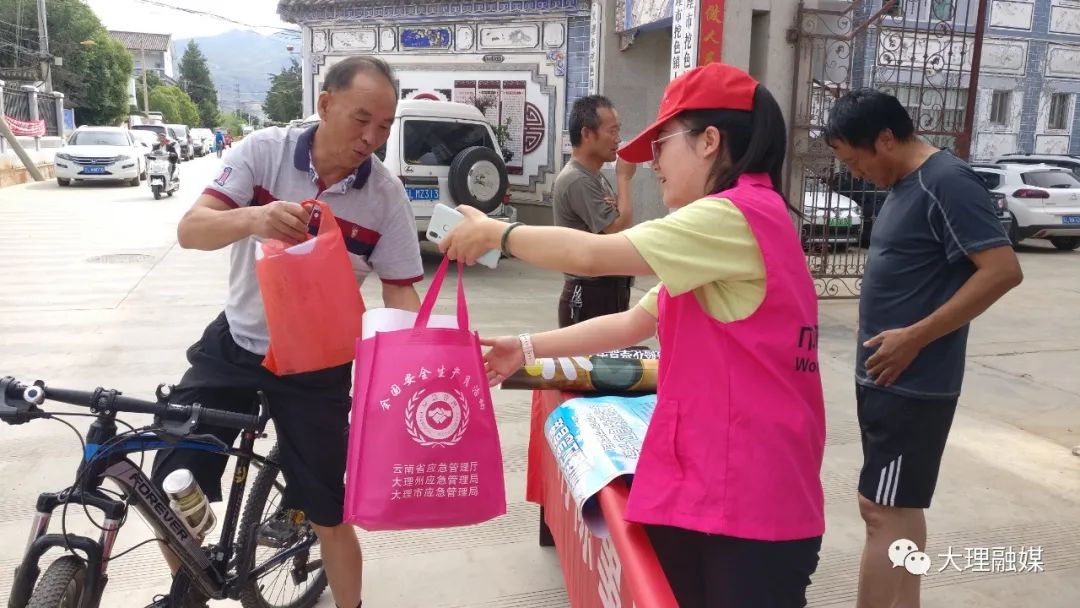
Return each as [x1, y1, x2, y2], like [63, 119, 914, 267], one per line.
[162, 469, 217, 537]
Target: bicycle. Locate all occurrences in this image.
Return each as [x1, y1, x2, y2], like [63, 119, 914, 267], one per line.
[0, 376, 328, 608]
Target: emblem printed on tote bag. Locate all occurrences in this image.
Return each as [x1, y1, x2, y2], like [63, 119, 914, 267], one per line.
[405, 389, 469, 447]
[378, 364, 487, 448]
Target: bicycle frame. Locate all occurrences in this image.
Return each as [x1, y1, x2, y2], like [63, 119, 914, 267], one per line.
[7, 413, 316, 608]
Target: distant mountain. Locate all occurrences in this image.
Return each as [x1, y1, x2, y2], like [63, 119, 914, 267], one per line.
[173, 30, 296, 116]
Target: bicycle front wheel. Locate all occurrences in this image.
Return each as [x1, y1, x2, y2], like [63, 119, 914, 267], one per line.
[27, 555, 87, 608]
[235, 444, 327, 608]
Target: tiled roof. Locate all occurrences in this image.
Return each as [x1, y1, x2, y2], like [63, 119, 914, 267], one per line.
[108, 31, 172, 53]
[277, 0, 350, 7]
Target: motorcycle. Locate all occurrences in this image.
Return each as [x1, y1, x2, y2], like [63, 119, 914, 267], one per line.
[147, 149, 179, 200]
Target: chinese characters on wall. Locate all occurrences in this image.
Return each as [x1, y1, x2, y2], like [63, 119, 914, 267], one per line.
[589, 0, 603, 95]
[670, 0, 725, 79]
[671, 0, 700, 79]
[697, 0, 724, 66]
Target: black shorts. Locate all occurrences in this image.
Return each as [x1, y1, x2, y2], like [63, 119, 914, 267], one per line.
[151, 312, 352, 527]
[645, 525, 822, 608]
[558, 277, 632, 328]
[856, 384, 958, 509]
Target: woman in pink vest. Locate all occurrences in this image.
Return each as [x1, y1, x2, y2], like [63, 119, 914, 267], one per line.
[441, 63, 826, 607]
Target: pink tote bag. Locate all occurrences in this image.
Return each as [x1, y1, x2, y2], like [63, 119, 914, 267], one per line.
[343, 257, 506, 530]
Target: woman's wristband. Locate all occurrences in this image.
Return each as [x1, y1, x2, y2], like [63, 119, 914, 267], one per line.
[500, 222, 524, 258]
[517, 333, 536, 366]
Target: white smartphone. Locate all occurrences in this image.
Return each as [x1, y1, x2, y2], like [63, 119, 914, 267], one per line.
[426, 203, 501, 269]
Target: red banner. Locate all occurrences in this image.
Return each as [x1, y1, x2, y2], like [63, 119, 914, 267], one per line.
[697, 0, 725, 66]
[4, 115, 45, 137]
[526, 390, 678, 608]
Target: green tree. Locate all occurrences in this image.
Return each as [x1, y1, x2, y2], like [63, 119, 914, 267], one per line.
[147, 87, 179, 123]
[263, 58, 302, 123]
[178, 40, 220, 128]
[74, 32, 133, 125]
[197, 98, 220, 131]
[221, 111, 246, 137]
[177, 91, 200, 126]
[0, 0, 133, 125]
[134, 70, 163, 113]
[148, 85, 198, 125]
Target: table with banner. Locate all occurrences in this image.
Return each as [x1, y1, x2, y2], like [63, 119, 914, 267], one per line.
[502, 350, 678, 608]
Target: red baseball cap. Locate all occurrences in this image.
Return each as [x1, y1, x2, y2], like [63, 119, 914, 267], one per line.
[617, 63, 759, 164]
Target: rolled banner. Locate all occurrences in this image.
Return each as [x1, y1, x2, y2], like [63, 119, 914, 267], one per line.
[500, 349, 659, 393]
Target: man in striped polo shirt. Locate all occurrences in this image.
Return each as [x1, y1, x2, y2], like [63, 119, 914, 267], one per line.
[150, 56, 421, 608]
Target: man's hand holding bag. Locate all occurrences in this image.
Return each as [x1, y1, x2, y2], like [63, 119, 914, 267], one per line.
[255, 199, 365, 375]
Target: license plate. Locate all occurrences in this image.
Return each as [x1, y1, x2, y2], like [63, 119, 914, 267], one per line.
[406, 187, 440, 201]
[150, 178, 164, 185]
[829, 218, 852, 227]
[1064, 215, 1080, 225]
[82, 166, 107, 175]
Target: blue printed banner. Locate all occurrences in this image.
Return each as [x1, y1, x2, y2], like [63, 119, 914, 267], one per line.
[545, 394, 656, 537]
[401, 28, 452, 49]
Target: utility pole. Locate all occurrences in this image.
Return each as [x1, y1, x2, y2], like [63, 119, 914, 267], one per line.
[36, 0, 51, 92]
[141, 47, 150, 116]
[14, 0, 22, 68]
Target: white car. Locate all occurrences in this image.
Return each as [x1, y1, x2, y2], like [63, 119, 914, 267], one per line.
[190, 128, 214, 156]
[993, 153, 1080, 181]
[129, 129, 158, 167]
[801, 177, 864, 248]
[972, 163, 1080, 251]
[301, 99, 515, 236]
[54, 127, 144, 187]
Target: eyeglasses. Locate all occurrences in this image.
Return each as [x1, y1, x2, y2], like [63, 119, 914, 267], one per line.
[650, 129, 693, 161]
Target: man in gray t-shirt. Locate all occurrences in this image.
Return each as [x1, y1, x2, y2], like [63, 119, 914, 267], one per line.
[553, 95, 636, 327]
[826, 90, 1023, 608]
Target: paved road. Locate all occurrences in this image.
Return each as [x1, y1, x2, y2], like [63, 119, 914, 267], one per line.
[1, 152, 1078, 606]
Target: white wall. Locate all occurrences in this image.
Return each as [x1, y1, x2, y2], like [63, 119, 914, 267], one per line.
[163, 46, 175, 79]
[133, 50, 169, 78]
[303, 19, 572, 202]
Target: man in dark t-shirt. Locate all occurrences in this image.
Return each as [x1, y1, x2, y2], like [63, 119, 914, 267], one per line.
[553, 95, 636, 327]
[826, 90, 1023, 608]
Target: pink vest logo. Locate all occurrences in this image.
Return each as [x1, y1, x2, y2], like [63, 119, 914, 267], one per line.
[796, 324, 819, 373]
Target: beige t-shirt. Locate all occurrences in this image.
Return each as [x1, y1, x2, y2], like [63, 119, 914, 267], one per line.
[624, 197, 766, 322]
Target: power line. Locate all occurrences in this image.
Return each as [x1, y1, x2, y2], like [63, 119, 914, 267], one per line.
[0, 29, 39, 48]
[0, 39, 43, 58]
[129, 0, 300, 35]
[0, 14, 40, 34]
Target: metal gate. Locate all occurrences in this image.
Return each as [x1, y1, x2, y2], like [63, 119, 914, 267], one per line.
[787, 0, 989, 298]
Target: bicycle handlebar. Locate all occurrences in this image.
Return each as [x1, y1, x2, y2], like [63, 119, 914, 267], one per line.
[0, 376, 262, 432]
